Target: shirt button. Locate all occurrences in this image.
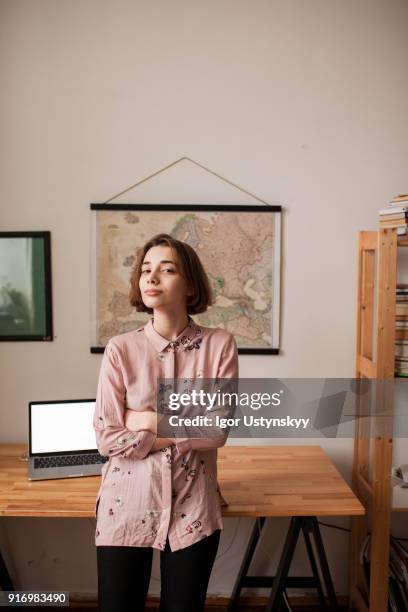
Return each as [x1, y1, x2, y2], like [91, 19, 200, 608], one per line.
[157, 353, 165, 361]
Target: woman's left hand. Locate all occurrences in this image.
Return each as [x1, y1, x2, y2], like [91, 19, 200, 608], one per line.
[125, 409, 158, 434]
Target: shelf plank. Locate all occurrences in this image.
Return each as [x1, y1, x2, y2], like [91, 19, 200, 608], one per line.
[352, 228, 400, 612]
[357, 355, 376, 378]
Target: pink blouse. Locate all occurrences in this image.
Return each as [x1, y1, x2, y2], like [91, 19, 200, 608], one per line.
[93, 315, 239, 551]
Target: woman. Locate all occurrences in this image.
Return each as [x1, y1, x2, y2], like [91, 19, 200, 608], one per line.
[94, 232, 239, 612]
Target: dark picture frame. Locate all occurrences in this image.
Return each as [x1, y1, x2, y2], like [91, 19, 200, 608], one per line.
[0, 232, 53, 341]
[90, 204, 282, 354]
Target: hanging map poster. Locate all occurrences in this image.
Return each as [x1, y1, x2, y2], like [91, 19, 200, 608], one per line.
[90, 204, 281, 354]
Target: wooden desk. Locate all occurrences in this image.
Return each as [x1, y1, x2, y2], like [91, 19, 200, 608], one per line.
[0, 444, 364, 610]
[0, 444, 363, 517]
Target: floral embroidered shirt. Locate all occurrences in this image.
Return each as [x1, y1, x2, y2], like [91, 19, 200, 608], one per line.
[93, 315, 239, 551]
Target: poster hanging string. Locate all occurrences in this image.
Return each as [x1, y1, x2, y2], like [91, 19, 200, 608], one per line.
[103, 156, 277, 207]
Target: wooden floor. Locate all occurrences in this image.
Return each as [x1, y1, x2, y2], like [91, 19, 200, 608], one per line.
[25, 607, 348, 612]
[24, 595, 349, 611]
[66, 607, 347, 612]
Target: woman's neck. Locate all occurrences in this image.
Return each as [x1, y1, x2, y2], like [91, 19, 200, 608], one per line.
[152, 311, 190, 341]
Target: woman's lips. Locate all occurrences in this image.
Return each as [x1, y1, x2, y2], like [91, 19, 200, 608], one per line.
[145, 290, 162, 296]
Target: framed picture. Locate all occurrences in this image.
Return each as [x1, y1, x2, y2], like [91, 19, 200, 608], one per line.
[0, 232, 53, 341]
[90, 204, 281, 354]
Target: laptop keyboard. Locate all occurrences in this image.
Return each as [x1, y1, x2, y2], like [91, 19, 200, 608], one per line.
[34, 454, 108, 469]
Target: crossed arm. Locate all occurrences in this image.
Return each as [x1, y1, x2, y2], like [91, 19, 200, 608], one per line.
[124, 410, 174, 452]
[93, 335, 238, 459]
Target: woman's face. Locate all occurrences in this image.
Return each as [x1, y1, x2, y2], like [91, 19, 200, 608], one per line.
[139, 245, 192, 313]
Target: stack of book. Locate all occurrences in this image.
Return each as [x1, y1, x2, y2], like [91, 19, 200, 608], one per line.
[359, 534, 370, 604]
[360, 535, 408, 610]
[396, 284, 408, 377]
[389, 537, 408, 610]
[379, 194, 408, 236]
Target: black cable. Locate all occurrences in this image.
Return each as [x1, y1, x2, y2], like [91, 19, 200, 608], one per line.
[317, 521, 351, 533]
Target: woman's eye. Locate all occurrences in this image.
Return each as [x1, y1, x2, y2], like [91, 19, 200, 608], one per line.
[141, 268, 174, 274]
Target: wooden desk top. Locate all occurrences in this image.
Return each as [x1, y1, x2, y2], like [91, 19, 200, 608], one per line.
[0, 444, 364, 518]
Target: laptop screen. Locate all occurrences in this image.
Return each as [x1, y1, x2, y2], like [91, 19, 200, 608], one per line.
[29, 400, 97, 455]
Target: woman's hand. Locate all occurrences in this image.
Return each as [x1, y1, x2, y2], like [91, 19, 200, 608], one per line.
[150, 438, 176, 452]
[125, 409, 158, 434]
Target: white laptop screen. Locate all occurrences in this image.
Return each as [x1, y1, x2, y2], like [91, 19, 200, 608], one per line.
[30, 401, 97, 454]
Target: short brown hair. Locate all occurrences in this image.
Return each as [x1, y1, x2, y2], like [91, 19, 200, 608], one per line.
[129, 233, 214, 315]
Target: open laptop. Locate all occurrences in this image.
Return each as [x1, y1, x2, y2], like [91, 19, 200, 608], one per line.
[28, 399, 108, 480]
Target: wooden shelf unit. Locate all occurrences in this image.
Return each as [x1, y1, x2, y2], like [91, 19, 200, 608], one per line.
[350, 228, 408, 612]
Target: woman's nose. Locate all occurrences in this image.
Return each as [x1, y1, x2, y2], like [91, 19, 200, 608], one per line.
[148, 272, 158, 284]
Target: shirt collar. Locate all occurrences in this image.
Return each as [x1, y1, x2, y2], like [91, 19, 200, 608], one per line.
[143, 315, 202, 353]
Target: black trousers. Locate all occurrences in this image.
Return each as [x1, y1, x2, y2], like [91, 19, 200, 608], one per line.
[96, 529, 221, 612]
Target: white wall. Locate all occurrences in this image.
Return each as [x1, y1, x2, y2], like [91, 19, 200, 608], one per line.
[1, 0, 408, 600]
